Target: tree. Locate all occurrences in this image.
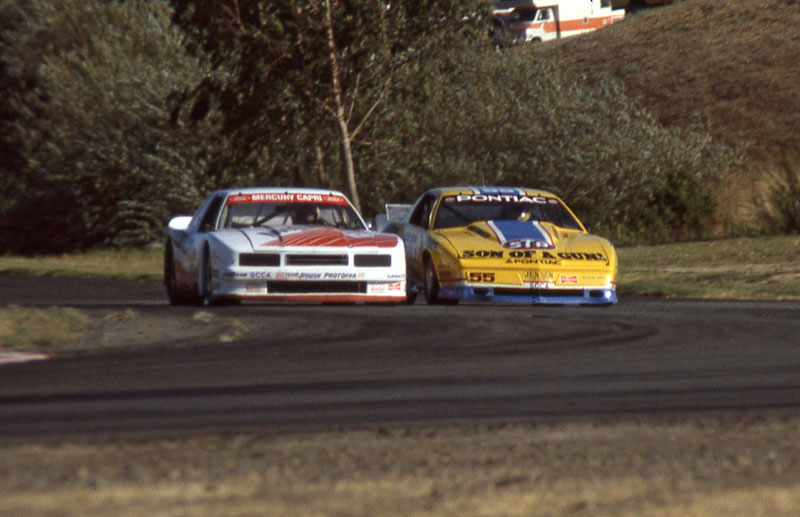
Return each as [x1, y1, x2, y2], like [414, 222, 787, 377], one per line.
[170, 0, 488, 211]
[0, 0, 224, 252]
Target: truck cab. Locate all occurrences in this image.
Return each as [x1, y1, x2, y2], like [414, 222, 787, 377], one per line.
[494, 0, 625, 44]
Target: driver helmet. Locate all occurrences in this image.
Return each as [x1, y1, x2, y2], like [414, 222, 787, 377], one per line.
[295, 205, 320, 224]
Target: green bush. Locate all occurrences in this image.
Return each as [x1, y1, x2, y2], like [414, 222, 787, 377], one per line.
[760, 154, 800, 234]
[358, 45, 738, 244]
[0, 0, 223, 252]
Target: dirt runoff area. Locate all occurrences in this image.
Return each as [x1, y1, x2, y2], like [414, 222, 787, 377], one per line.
[1, 411, 800, 516]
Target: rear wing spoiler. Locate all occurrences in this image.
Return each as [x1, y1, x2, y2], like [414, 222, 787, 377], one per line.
[370, 203, 412, 232]
[385, 203, 412, 223]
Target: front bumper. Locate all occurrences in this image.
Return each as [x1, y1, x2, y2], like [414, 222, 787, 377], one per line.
[213, 268, 406, 303]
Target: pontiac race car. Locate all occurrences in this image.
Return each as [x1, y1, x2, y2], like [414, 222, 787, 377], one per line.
[164, 188, 406, 305]
[382, 186, 617, 305]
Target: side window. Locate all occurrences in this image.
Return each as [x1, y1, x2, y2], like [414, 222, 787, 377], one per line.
[198, 195, 225, 232]
[408, 195, 436, 229]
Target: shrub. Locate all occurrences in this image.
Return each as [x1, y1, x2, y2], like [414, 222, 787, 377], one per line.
[359, 45, 739, 244]
[0, 0, 223, 252]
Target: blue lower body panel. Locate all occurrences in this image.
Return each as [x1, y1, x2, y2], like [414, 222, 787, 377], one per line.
[438, 285, 617, 305]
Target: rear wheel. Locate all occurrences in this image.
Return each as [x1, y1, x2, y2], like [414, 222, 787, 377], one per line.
[200, 247, 213, 304]
[165, 241, 202, 306]
[405, 284, 418, 305]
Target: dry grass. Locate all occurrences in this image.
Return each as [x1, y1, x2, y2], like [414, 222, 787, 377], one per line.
[0, 306, 91, 349]
[545, 0, 800, 232]
[551, 0, 800, 157]
[3, 413, 800, 516]
[0, 247, 162, 279]
[618, 234, 800, 299]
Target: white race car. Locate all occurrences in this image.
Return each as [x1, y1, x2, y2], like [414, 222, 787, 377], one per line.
[164, 187, 407, 305]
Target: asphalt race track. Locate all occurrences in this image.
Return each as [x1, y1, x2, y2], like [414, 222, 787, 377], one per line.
[2, 273, 800, 437]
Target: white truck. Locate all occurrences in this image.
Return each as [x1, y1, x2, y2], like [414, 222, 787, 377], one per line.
[493, 0, 626, 44]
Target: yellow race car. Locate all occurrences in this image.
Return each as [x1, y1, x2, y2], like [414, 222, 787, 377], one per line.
[382, 186, 618, 306]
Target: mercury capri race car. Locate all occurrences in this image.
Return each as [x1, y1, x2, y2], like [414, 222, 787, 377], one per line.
[164, 188, 406, 305]
[382, 186, 617, 306]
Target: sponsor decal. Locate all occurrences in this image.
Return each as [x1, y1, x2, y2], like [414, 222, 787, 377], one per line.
[527, 282, 552, 289]
[473, 187, 526, 196]
[504, 238, 554, 250]
[509, 250, 559, 259]
[249, 271, 272, 279]
[557, 252, 606, 261]
[560, 275, 578, 285]
[507, 258, 560, 265]
[583, 275, 606, 282]
[322, 272, 365, 280]
[368, 282, 402, 294]
[462, 250, 504, 259]
[462, 249, 605, 262]
[524, 270, 555, 281]
[226, 193, 349, 205]
[455, 194, 548, 204]
[488, 220, 555, 250]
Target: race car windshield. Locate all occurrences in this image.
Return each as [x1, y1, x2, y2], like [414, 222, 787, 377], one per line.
[219, 202, 365, 230]
[432, 196, 583, 230]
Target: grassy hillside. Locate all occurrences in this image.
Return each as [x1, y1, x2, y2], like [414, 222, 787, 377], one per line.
[552, 0, 800, 158]
[544, 0, 800, 230]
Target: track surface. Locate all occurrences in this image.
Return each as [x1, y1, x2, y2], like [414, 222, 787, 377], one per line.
[1, 273, 800, 437]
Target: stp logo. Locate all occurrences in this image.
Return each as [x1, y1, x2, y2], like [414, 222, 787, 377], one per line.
[503, 239, 554, 250]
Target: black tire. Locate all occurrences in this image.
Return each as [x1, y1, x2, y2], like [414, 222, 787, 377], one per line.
[405, 285, 418, 305]
[201, 246, 213, 304]
[423, 257, 458, 305]
[199, 247, 240, 306]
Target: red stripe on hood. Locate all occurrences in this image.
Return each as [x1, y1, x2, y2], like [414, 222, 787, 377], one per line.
[261, 229, 398, 248]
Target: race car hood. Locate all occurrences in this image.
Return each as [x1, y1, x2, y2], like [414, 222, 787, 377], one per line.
[437, 220, 614, 265]
[215, 226, 400, 251]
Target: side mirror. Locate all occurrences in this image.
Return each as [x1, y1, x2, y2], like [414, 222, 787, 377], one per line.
[168, 216, 192, 231]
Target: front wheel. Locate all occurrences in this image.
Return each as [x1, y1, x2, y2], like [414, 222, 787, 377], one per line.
[423, 258, 458, 305]
[200, 247, 239, 306]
